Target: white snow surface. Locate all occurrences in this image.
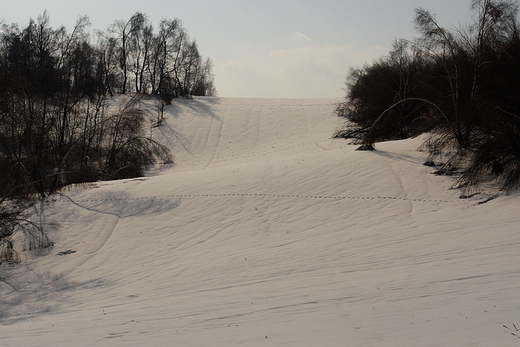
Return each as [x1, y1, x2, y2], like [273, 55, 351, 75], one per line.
[1, 97, 520, 346]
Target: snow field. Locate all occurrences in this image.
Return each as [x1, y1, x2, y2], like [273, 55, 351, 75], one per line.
[1, 97, 520, 346]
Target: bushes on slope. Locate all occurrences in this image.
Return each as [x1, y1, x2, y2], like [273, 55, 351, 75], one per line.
[335, 0, 520, 193]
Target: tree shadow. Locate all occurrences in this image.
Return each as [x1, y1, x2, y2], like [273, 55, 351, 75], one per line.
[372, 149, 424, 165]
[156, 120, 192, 154]
[167, 97, 221, 120]
[0, 267, 106, 325]
[60, 193, 182, 219]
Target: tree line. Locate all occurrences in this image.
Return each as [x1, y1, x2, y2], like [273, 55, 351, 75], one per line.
[335, 0, 520, 195]
[0, 12, 214, 264]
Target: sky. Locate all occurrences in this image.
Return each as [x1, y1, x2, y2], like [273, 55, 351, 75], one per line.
[0, 0, 474, 98]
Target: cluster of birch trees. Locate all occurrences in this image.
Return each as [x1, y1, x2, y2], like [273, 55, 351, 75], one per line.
[0, 12, 213, 262]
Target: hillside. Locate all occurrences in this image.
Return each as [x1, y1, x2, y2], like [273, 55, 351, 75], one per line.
[1, 97, 519, 346]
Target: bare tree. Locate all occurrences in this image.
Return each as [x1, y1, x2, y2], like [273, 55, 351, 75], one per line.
[108, 12, 146, 94]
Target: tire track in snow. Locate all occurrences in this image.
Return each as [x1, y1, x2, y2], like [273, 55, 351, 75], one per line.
[176, 140, 338, 166]
[174, 99, 339, 168]
[188, 111, 224, 170]
[203, 104, 225, 169]
[383, 156, 415, 216]
[87, 215, 120, 255]
[222, 102, 338, 108]
[54, 194, 123, 276]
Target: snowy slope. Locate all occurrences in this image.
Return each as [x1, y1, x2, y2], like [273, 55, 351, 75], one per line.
[1, 97, 520, 346]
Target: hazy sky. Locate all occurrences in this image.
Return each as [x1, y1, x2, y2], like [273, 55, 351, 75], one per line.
[1, 1, 474, 98]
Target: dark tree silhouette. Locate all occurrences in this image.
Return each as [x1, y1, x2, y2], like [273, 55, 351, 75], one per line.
[336, 0, 520, 194]
[0, 11, 214, 261]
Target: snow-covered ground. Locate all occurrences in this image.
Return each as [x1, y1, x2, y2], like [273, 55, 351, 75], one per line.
[1, 97, 520, 346]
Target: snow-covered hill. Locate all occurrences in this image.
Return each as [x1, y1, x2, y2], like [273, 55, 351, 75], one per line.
[2, 97, 520, 346]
